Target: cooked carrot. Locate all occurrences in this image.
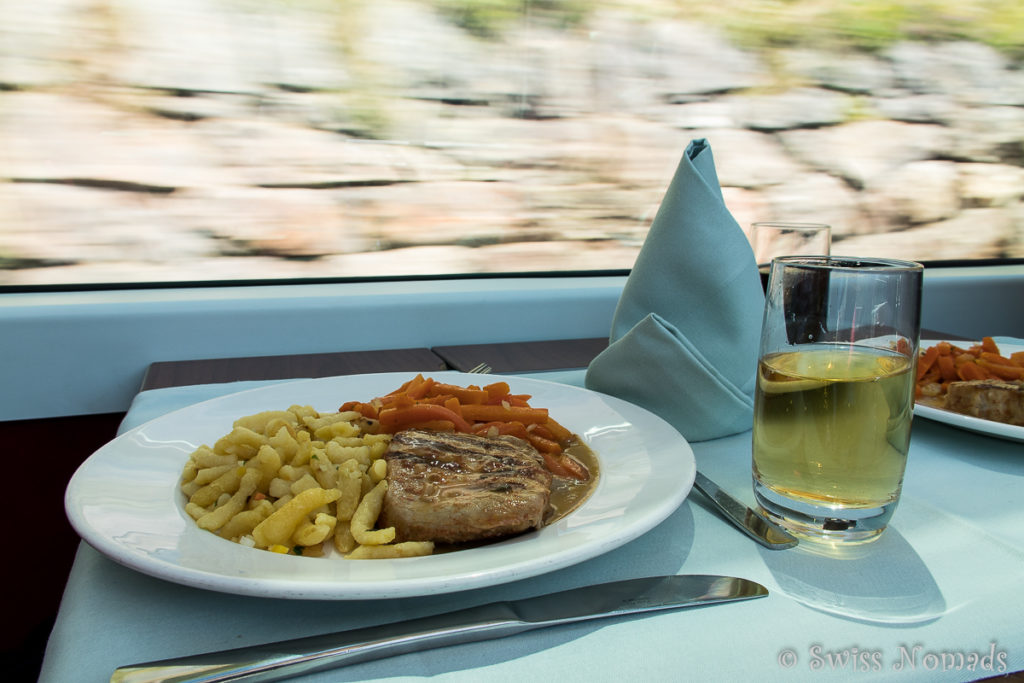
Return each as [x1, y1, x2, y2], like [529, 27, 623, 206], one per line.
[916, 345, 939, 380]
[957, 362, 990, 381]
[405, 376, 435, 400]
[542, 453, 588, 480]
[427, 382, 489, 404]
[388, 394, 415, 410]
[378, 403, 473, 433]
[459, 403, 549, 424]
[980, 352, 1016, 366]
[977, 359, 1024, 380]
[529, 424, 558, 441]
[526, 432, 561, 454]
[936, 355, 957, 383]
[399, 419, 456, 432]
[541, 418, 572, 443]
[540, 452, 570, 476]
[482, 381, 512, 399]
[340, 400, 378, 419]
[491, 394, 532, 407]
[471, 421, 531, 440]
[386, 374, 421, 396]
[981, 336, 1000, 354]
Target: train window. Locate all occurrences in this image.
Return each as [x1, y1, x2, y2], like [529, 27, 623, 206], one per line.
[2, 0, 1021, 289]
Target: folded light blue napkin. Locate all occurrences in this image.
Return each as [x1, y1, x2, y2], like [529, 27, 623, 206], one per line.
[585, 139, 764, 442]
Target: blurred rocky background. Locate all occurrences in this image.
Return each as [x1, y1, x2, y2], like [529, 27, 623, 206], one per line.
[1, 0, 1022, 285]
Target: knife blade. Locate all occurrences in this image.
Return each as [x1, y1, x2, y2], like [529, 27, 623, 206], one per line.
[110, 574, 767, 683]
[692, 471, 799, 550]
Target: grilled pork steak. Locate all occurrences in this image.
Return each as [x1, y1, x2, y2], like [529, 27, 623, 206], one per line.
[380, 429, 553, 544]
[945, 379, 1024, 426]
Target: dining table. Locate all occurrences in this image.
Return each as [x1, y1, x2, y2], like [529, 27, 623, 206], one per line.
[42, 336, 1024, 682]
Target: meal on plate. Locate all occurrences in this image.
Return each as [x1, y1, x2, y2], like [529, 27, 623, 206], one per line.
[179, 374, 598, 559]
[916, 338, 1024, 426]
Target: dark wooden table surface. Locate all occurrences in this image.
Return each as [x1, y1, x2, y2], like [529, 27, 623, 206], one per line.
[141, 347, 448, 391]
[140, 338, 609, 391]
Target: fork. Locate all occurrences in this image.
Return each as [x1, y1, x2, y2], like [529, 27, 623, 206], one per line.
[467, 362, 493, 374]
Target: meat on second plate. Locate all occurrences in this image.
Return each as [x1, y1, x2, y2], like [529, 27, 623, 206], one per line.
[945, 379, 1024, 427]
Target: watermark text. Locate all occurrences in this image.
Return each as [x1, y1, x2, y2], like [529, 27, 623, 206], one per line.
[775, 642, 1008, 674]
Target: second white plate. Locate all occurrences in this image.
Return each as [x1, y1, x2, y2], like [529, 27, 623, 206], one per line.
[65, 371, 696, 600]
[913, 340, 1024, 443]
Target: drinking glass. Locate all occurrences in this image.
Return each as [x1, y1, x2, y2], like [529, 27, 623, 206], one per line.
[752, 256, 923, 545]
[750, 222, 831, 288]
[750, 222, 832, 266]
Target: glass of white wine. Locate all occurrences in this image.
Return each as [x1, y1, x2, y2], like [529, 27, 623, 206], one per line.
[752, 256, 924, 545]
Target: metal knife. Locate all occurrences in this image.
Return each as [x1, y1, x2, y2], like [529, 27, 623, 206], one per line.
[692, 471, 799, 550]
[110, 574, 767, 683]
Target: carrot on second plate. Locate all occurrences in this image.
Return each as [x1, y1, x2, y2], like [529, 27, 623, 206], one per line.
[977, 359, 1024, 380]
[936, 355, 958, 383]
[980, 352, 1017, 366]
[916, 345, 938, 380]
[957, 362, 990, 381]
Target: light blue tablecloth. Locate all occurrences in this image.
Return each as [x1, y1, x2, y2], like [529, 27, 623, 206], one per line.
[42, 372, 1024, 682]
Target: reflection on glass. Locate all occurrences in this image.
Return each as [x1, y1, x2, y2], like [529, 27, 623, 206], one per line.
[0, 1, 1021, 286]
[749, 221, 831, 291]
[750, 222, 831, 268]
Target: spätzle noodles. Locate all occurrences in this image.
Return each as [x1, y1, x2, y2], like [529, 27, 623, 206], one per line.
[179, 405, 408, 559]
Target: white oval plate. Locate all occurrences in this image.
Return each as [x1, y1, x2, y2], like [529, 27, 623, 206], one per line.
[913, 340, 1024, 443]
[66, 371, 695, 600]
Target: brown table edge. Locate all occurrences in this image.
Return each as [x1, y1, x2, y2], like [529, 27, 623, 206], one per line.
[141, 347, 449, 392]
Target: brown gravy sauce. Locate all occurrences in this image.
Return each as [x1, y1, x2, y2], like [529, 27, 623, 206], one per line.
[916, 395, 945, 410]
[544, 436, 600, 525]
